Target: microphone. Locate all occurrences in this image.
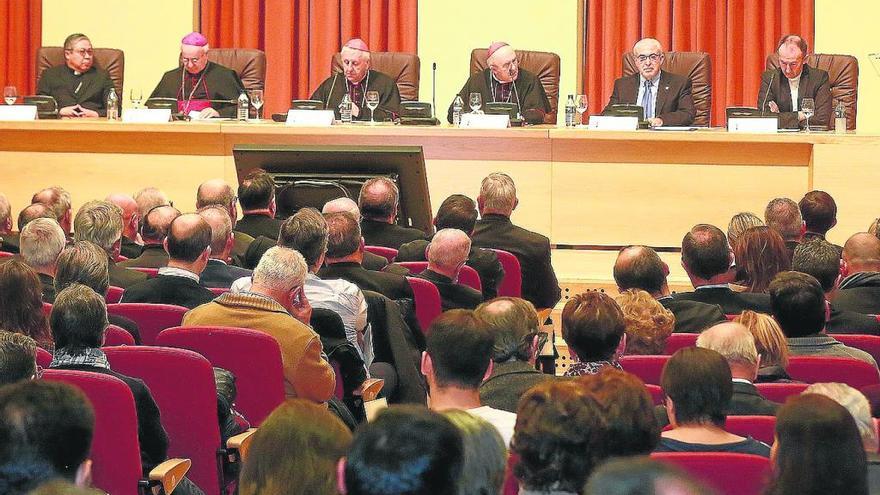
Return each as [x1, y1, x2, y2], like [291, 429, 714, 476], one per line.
[761, 70, 775, 116]
[325, 72, 341, 110]
[432, 62, 437, 119]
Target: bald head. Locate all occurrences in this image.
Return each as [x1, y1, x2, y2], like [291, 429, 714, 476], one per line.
[106, 193, 139, 239]
[696, 322, 759, 378]
[322, 197, 360, 219]
[166, 213, 211, 263]
[427, 228, 471, 275]
[197, 206, 233, 260]
[475, 296, 540, 362]
[142, 205, 180, 244]
[32, 186, 71, 233]
[843, 233, 880, 273]
[358, 178, 399, 223]
[18, 203, 55, 232]
[613, 245, 667, 295]
[197, 179, 238, 228]
[134, 187, 170, 222]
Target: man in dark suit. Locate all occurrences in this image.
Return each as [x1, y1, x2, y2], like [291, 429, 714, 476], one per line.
[472, 173, 560, 310]
[196, 178, 253, 267]
[416, 229, 483, 311]
[0, 203, 58, 255]
[799, 190, 840, 248]
[765, 197, 804, 260]
[19, 218, 66, 303]
[105, 193, 144, 259]
[121, 214, 215, 309]
[758, 34, 832, 130]
[322, 197, 406, 273]
[74, 200, 148, 289]
[358, 177, 425, 249]
[835, 233, 880, 315]
[614, 245, 726, 333]
[234, 168, 283, 240]
[197, 206, 252, 289]
[603, 37, 695, 127]
[792, 238, 880, 335]
[119, 205, 180, 270]
[673, 224, 771, 315]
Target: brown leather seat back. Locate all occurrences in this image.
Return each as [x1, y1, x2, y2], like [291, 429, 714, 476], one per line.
[470, 48, 561, 124]
[36, 47, 125, 98]
[765, 53, 859, 130]
[331, 52, 421, 102]
[622, 51, 712, 127]
[207, 48, 267, 91]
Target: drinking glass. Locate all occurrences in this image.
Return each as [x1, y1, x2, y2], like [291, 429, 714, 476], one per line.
[248, 89, 264, 120]
[801, 98, 815, 132]
[3, 86, 17, 105]
[576, 94, 588, 125]
[469, 92, 482, 114]
[366, 90, 380, 123]
[129, 88, 143, 108]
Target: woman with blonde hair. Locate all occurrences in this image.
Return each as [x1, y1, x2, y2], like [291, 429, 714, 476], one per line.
[734, 310, 791, 382]
[614, 289, 674, 355]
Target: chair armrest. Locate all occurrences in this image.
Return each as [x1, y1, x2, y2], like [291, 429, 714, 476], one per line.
[354, 378, 385, 401]
[148, 458, 191, 494]
[226, 428, 258, 461]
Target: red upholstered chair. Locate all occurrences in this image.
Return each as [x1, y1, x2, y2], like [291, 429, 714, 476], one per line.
[106, 303, 188, 345]
[651, 452, 771, 495]
[470, 48, 561, 124]
[405, 276, 442, 334]
[364, 245, 399, 263]
[755, 382, 809, 404]
[131, 267, 159, 277]
[396, 261, 482, 292]
[786, 356, 880, 389]
[621, 51, 713, 127]
[104, 324, 136, 346]
[832, 334, 880, 365]
[0, 251, 14, 258]
[502, 453, 520, 495]
[208, 287, 229, 296]
[619, 355, 670, 386]
[103, 346, 223, 495]
[208, 48, 267, 92]
[725, 415, 776, 445]
[490, 249, 522, 298]
[156, 326, 285, 426]
[725, 314, 737, 321]
[105, 285, 124, 304]
[646, 383, 665, 405]
[36, 347, 52, 368]
[664, 333, 698, 354]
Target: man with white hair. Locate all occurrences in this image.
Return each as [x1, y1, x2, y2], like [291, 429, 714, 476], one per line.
[106, 193, 144, 259]
[75, 200, 149, 289]
[318, 196, 401, 273]
[472, 173, 560, 309]
[133, 187, 171, 224]
[20, 218, 67, 302]
[758, 34, 832, 129]
[603, 37, 695, 127]
[417, 229, 483, 311]
[184, 246, 336, 402]
[0, 193, 15, 253]
[196, 178, 254, 266]
[448, 41, 551, 125]
[196, 206, 252, 288]
[32, 186, 72, 236]
[310, 38, 401, 121]
[150, 31, 245, 118]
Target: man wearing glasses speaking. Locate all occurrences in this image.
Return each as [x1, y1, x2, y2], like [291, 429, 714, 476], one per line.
[37, 33, 115, 118]
[603, 37, 695, 127]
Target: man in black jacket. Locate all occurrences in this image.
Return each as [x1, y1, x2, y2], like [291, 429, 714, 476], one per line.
[235, 169, 283, 240]
[416, 229, 483, 311]
[75, 200, 149, 289]
[196, 206, 251, 288]
[358, 177, 425, 249]
[758, 35, 832, 130]
[119, 205, 180, 270]
[835, 233, 880, 315]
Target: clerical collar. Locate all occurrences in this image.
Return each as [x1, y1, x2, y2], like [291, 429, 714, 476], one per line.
[491, 73, 514, 85]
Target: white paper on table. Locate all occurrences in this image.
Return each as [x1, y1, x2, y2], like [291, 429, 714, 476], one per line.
[122, 108, 171, 123]
[588, 115, 639, 130]
[727, 118, 778, 133]
[460, 113, 510, 129]
[285, 110, 335, 127]
[0, 105, 37, 121]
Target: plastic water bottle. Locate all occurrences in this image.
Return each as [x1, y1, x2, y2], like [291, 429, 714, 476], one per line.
[237, 91, 249, 122]
[565, 94, 575, 127]
[452, 95, 463, 126]
[340, 93, 352, 123]
[835, 101, 847, 134]
[106, 88, 118, 121]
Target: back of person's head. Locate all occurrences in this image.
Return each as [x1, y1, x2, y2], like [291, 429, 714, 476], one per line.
[579, 368, 660, 456]
[584, 457, 713, 495]
[804, 383, 879, 453]
[696, 322, 759, 370]
[141, 205, 180, 244]
[0, 380, 94, 491]
[441, 410, 506, 495]
[49, 284, 107, 352]
[661, 347, 732, 427]
[0, 331, 37, 386]
[0, 194, 11, 233]
[474, 297, 539, 362]
[435, 195, 479, 233]
[734, 310, 789, 369]
[238, 169, 276, 210]
[0, 260, 50, 348]
[196, 206, 233, 258]
[768, 271, 826, 338]
[322, 197, 360, 218]
[478, 173, 517, 215]
[799, 190, 837, 235]
[73, 200, 123, 255]
[133, 187, 170, 222]
[358, 177, 400, 221]
[681, 224, 730, 280]
[765, 197, 803, 241]
[196, 179, 236, 210]
[17, 203, 55, 232]
[425, 310, 493, 389]
[324, 211, 361, 259]
[426, 228, 470, 271]
[842, 232, 880, 273]
[733, 226, 790, 293]
[513, 380, 604, 493]
[239, 399, 352, 495]
[727, 212, 764, 248]
[165, 213, 211, 262]
[54, 241, 110, 296]
[613, 245, 667, 294]
[278, 208, 328, 267]
[20, 218, 66, 270]
[769, 394, 868, 495]
[791, 238, 840, 292]
[31, 187, 71, 226]
[344, 406, 463, 495]
[614, 289, 674, 355]
[251, 247, 307, 294]
[562, 291, 625, 362]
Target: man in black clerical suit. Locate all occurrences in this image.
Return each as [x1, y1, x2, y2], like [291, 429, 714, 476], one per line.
[613, 245, 726, 334]
[415, 229, 483, 312]
[448, 41, 551, 125]
[37, 33, 114, 118]
[150, 32, 245, 119]
[673, 224, 771, 315]
[471, 173, 560, 310]
[358, 177, 425, 249]
[603, 38, 695, 127]
[310, 38, 401, 122]
[758, 34, 832, 130]
[234, 169, 283, 241]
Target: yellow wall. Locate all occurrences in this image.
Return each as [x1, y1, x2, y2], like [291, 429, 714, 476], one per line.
[42, 0, 195, 109]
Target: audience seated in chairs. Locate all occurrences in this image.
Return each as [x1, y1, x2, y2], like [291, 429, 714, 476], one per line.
[196, 178, 254, 267]
[732, 226, 790, 293]
[733, 310, 793, 382]
[105, 193, 144, 259]
[835, 232, 880, 315]
[195, 206, 252, 288]
[20, 218, 66, 303]
[584, 457, 713, 495]
[235, 169, 282, 241]
[0, 259, 53, 350]
[358, 177, 425, 249]
[119, 204, 179, 269]
[765, 197, 805, 260]
[614, 289, 675, 355]
[441, 410, 507, 495]
[0, 331, 38, 386]
[562, 291, 626, 377]
[75, 200, 149, 289]
[415, 229, 483, 311]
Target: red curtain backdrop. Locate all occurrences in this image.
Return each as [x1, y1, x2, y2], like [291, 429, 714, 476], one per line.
[201, 0, 418, 115]
[584, 0, 814, 126]
[0, 0, 42, 97]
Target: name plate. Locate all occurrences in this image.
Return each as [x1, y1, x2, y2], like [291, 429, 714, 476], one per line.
[460, 113, 510, 129]
[123, 108, 171, 123]
[728, 117, 778, 133]
[588, 115, 638, 131]
[285, 109, 335, 127]
[0, 105, 37, 121]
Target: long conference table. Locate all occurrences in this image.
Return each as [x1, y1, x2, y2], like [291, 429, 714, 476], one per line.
[2, 120, 879, 290]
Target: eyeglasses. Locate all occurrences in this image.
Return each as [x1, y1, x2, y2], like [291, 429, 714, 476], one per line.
[490, 58, 519, 71]
[636, 53, 663, 63]
[181, 56, 204, 65]
[67, 48, 94, 57]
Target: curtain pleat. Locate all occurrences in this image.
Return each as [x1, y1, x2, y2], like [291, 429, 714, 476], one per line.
[0, 0, 42, 97]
